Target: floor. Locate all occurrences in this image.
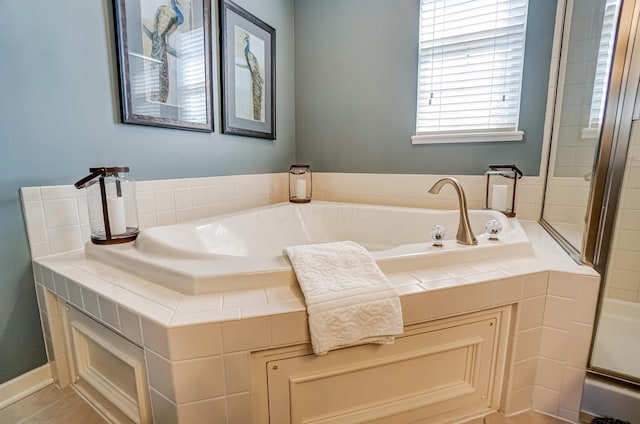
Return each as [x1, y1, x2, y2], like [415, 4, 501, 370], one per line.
[0, 384, 588, 424]
[0, 384, 106, 424]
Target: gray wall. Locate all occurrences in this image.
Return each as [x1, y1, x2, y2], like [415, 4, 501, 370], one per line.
[0, 0, 295, 384]
[294, 0, 557, 176]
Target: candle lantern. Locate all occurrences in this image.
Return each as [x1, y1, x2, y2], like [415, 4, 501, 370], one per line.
[74, 167, 139, 244]
[484, 164, 523, 217]
[289, 164, 312, 203]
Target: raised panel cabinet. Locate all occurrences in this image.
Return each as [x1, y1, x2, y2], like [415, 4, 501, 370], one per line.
[253, 307, 510, 424]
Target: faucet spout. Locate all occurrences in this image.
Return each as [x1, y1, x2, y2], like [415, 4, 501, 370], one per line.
[428, 177, 478, 245]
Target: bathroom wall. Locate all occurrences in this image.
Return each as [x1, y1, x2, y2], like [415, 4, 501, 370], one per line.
[294, 0, 558, 176]
[0, 0, 296, 384]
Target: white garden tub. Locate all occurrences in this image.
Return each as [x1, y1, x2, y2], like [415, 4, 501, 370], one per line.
[85, 201, 532, 294]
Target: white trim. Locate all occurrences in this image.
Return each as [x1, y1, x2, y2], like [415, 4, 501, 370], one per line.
[411, 130, 524, 145]
[0, 364, 53, 409]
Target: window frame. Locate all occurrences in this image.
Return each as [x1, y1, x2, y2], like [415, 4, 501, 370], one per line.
[413, 0, 529, 145]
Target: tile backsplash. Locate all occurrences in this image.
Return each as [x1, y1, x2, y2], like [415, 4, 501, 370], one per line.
[20, 172, 544, 260]
[20, 173, 288, 259]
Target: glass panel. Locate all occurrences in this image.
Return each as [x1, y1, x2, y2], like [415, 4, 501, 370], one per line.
[542, 0, 621, 252]
[590, 121, 640, 381]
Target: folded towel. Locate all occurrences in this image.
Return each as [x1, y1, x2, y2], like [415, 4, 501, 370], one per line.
[284, 240, 403, 355]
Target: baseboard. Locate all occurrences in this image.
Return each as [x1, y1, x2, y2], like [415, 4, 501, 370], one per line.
[0, 364, 53, 409]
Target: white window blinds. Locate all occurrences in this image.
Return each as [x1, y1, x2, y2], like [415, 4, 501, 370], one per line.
[414, 0, 528, 143]
[587, 0, 620, 131]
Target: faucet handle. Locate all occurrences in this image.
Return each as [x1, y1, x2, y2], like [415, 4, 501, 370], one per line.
[485, 219, 503, 241]
[431, 224, 446, 247]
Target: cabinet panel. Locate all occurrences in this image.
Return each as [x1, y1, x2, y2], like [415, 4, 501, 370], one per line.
[66, 306, 152, 424]
[259, 308, 508, 424]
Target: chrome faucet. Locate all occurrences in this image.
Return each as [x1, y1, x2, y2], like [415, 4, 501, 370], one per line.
[428, 177, 477, 245]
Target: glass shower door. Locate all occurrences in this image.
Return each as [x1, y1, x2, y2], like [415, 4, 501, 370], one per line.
[590, 120, 640, 382]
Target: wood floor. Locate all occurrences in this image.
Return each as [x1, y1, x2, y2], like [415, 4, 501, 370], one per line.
[0, 384, 106, 424]
[0, 384, 586, 424]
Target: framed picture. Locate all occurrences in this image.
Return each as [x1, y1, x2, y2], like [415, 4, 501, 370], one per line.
[113, 0, 213, 132]
[219, 0, 276, 139]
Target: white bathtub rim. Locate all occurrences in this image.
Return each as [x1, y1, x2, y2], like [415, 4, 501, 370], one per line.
[84, 201, 534, 295]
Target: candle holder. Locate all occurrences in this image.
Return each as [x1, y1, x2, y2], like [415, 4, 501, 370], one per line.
[74, 167, 139, 244]
[484, 164, 523, 217]
[289, 164, 312, 203]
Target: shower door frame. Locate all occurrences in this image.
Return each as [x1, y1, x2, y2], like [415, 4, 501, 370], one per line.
[581, 0, 640, 385]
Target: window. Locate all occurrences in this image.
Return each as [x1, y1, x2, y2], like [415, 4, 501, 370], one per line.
[413, 0, 528, 144]
[583, 0, 620, 139]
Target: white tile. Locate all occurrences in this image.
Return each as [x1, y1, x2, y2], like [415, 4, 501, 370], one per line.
[192, 187, 208, 207]
[156, 211, 177, 226]
[167, 323, 223, 360]
[514, 327, 543, 362]
[137, 191, 156, 215]
[30, 242, 51, 259]
[41, 267, 55, 292]
[118, 306, 142, 344]
[98, 296, 119, 329]
[176, 397, 227, 424]
[146, 349, 175, 401]
[149, 388, 178, 424]
[66, 279, 83, 308]
[173, 356, 226, 403]
[265, 286, 304, 303]
[222, 317, 271, 353]
[559, 366, 587, 415]
[20, 187, 41, 202]
[141, 318, 170, 358]
[492, 277, 523, 305]
[539, 327, 570, 361]
[517, 296, 546, 332]
[155, 190, 175, 213]
[76, 197, 89, 224]
[81, 287, 100, 318]
[53, 273, 69, 300]
[532, 386, 560, 416]
[224, 352, 250, 394]
[227, 392, 252, 424]
[43, 199, 79, 228]
[40, 185, 78, 200]
[22, 202, 48, 243]
[223, 289, 267, 309]
[175, 208, 194, 223]
[174, 188, 193, 209]
[510, 357, 537, 391]
[535, 357, 565, 391]
[543, 295, 574, 330]
[566, 322, 593, 368]
[176, 294, 223, 314]
[408, 268, 450, 282]
[47, 226, 83, 255]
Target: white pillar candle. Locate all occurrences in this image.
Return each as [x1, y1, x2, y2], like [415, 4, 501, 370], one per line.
[107, 197, 127, 235]
[491, 184, 509, 211]
[296, 179, 307, 199]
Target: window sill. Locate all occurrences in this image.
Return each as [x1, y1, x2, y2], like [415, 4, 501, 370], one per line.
[411, 130, 524, 144]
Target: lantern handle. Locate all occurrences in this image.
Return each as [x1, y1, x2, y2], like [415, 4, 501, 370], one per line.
[74, 168, 106, 189]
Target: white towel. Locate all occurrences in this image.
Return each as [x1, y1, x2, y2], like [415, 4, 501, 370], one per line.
[284, 241, 404, 355]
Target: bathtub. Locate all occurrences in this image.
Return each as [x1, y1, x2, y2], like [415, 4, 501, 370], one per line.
[85, 201, 533, 294]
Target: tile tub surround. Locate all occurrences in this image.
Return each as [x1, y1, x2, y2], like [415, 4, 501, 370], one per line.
[30, 222, 598, 423]
[19, 172, 544, 262]
[20, 173, 590, 423]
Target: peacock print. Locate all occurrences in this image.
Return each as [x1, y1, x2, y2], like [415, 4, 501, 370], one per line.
[142, 0, 185, 103]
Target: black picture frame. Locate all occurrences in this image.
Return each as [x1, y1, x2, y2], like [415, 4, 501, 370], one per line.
[113, 0, 213, 132]
[219, 0, 276, 139]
